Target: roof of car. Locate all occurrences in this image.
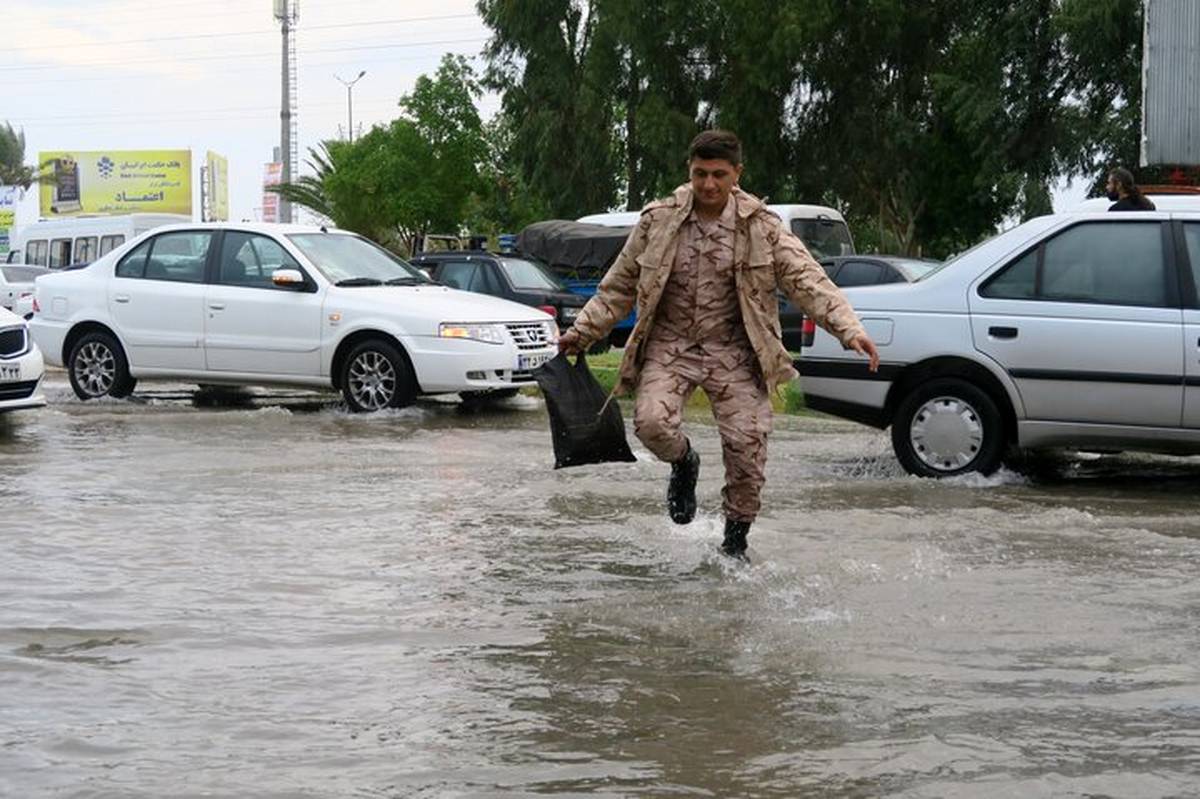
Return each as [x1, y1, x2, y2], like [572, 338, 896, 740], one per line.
[150, 221, 357, 235]
[1070, 194, 1200, 212]
[413, 249, 498, 258]
[821, 255, 941, 266]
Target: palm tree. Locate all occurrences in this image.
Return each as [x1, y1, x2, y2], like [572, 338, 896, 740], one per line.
[0, 122, 43, 189]
[266, 141, 339, 221]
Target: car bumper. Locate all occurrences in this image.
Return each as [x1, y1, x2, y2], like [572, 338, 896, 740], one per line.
[29, 317, 69, 368]
[796, 357, 896, 428]
[408, 336, 557, 393]
[0, 347, 47, 412]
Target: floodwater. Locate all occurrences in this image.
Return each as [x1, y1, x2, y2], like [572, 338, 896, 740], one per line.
[4, 375, 1200, 798]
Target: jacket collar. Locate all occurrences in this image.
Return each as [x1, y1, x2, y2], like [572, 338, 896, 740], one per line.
[669, 183, 766, 222]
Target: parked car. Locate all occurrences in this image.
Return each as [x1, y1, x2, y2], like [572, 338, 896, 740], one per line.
[798, 204, 1200, 477]
[1, 265, 50, 314]
[409, 250, 585, 332]
[515, 221, 636, 347]
[29, 223, 558, 411]
[0, 306, 47, 413]
[781, 255, 941, 350]
[7, 213, 189, 268]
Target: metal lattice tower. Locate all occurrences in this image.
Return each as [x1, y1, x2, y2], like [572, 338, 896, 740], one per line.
[275, 0, 300, 223]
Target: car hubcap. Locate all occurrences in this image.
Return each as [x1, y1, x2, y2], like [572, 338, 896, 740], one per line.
[348, 351, 396, 410]
[909, 395, 984, 472]
[74, 342, 116, 397]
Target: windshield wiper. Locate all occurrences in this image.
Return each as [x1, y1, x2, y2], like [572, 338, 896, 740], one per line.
[334, 277, 384, 287]
[384, 276, 428, 286]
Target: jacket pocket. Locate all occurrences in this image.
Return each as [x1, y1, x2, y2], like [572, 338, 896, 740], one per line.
[738, 259, 777, 294]
[635, 254, 660, 293]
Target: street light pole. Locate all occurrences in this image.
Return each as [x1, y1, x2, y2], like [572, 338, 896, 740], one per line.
[334, 70, 367, 142]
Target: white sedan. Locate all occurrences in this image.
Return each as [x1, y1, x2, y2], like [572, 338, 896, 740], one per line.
[30, 223, 558, 411]
[0, 306, 46, 413]
[1, 265, 49, 315]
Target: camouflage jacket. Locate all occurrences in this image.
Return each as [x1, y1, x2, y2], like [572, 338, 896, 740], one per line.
[572, 184, 867, 395]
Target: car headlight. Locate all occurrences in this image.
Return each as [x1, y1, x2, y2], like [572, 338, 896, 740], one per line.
[438, 322, 506, 345]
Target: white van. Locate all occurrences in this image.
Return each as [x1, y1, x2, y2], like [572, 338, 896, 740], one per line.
[6, 213, 191, 268]
[578, 202, 856, 260]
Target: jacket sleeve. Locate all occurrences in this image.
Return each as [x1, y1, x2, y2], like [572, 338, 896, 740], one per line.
[769, 220, 866, 349]
[568, 214, 651, 345]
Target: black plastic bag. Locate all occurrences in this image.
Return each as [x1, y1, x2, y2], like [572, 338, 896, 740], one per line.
[533, 353, 638, 469]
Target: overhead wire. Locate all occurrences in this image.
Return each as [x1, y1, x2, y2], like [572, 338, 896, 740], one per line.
[2, 12, 481, 54]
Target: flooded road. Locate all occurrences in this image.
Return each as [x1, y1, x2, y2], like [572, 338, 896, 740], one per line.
[4, 374, 1200, 797]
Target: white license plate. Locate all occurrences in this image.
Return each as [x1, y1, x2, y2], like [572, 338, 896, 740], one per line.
[518, 353, 551, 371]
[0, 363, 19, 382]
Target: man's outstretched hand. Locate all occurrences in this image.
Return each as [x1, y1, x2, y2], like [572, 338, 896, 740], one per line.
[558, 327, 586, 355]
[850, 333, 880, 372]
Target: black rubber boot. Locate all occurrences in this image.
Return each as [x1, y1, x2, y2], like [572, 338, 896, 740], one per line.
[721, 519, 751, 562]
[667, 441, 700, 525]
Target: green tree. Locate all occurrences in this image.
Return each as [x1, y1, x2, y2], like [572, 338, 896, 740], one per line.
[271, 55, 488, 252]
[0, 122, 45, 189]
[477, 0, 622, 218]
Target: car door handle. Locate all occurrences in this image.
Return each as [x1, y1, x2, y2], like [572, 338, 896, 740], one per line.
[113, 294, 130, 303]
[208, 303, 226, 310]
[989, 326, 1018, 339]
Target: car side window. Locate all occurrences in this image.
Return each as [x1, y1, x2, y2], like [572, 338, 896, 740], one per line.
[27, 240, 48, 266]
[837, 260, 884, 287]
[467, 262, 497, 293]
[74, 236, 98, 263]
[143, 232, 212, 283]
[981, 249, 1037, 299]
[218, 231, 302, 288]
[99, 234, 125, 256]
[1185, 224, 1200, 296]
[439, 261, 478, 290]
[116, 238, 153, 278]
[982, 222, 1166, 307]
[49, 238, 71, 268]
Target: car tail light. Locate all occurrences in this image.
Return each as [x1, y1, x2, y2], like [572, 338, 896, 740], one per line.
[801, 316, 816, 348]
[537, 304, 557, 319]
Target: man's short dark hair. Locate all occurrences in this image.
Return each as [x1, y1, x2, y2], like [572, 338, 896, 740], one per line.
[689, 130, 742, 165]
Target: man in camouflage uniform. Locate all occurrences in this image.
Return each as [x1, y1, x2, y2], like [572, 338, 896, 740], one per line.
[559, 130, 879, 560]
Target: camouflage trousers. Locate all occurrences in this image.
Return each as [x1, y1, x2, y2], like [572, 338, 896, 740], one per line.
[633, 341, 773, 522]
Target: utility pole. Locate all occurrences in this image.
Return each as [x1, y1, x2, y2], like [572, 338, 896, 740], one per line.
[274, 0, 299, 223]
[335, 71, 366, 143]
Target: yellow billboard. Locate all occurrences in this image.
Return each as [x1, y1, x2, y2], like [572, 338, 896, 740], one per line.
[38, 150, 192, 217]
[206, 151, 229, 221]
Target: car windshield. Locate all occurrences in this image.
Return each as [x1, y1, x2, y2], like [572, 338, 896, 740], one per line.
[288, 233, 432, 285]
[499, 257, 565, 291]
[792, 218, 855, 260]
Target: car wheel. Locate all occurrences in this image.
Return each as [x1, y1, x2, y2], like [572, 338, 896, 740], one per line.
[340, 339, 416, 413]
[67, 331, 136, 400]
[891, 377, 1004, 477]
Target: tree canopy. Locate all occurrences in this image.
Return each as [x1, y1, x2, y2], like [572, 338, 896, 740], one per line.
[477, 0, 1145, 257]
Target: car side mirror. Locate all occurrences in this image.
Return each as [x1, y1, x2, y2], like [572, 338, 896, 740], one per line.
[272, 268, 305, 289]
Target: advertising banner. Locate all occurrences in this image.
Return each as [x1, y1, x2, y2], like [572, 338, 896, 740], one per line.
[262, 162, 283, 223]
[38, 150, 192, 217]
[0, 186, 18, 255]
[206, 151, 229, 221]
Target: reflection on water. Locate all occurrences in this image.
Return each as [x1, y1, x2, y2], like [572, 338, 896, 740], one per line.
[2, 377, 1200, 796]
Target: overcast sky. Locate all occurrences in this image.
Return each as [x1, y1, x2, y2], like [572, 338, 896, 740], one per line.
[4, 0, 1089, 232]
[5, 0, 495, 226]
